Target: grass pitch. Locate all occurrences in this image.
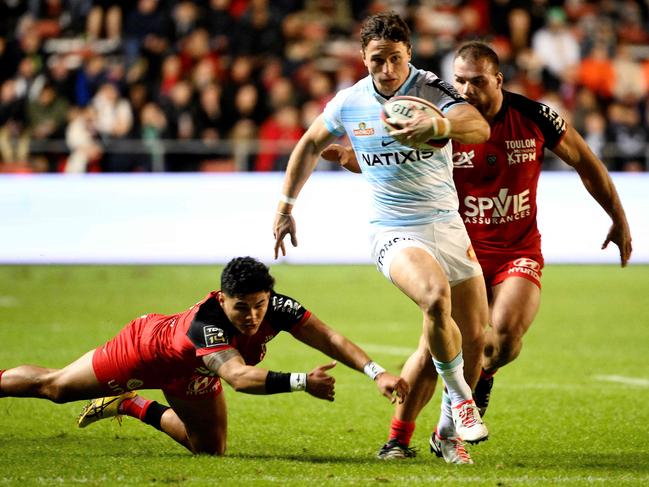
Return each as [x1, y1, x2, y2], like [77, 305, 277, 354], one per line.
[0, 264, 648, 486]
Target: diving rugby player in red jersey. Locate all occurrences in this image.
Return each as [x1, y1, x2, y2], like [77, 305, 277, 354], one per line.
[322, 42, 631, 464]
[0, 257, 408, 455]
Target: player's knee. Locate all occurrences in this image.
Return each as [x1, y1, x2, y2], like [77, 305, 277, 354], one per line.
[420, 285, 451, 320]
[45, 380, 74, 403]
[194, 439, 226, 456]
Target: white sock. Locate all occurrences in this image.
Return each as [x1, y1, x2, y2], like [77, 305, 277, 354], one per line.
[437, 391, 455, 438]
[432, 352, 472, 405]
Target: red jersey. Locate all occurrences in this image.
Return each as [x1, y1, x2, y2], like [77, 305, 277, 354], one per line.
[92, 291, 311, 398]
[452, 90, 567, 257]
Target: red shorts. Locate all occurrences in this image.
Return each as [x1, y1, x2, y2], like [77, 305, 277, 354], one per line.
[477, 250, 544, 290]
[92, 316, 223, 401]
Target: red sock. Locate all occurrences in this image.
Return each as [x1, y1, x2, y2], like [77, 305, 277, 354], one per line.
[388, 417, 415, 446]
[481, 369, 497, 380]
[119, 395, 153, 420]
[0, 370, 5, 397]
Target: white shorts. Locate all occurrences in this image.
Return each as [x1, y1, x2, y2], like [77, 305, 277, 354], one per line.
[370, 214, 482, 286]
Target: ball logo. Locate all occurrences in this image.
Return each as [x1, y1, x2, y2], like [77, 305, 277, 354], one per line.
[512, 258, 540, 271]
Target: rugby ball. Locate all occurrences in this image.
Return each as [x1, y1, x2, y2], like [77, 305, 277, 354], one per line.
[381, 95, 450, 150]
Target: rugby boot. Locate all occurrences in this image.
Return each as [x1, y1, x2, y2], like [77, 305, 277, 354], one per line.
[451, 399, 488, 444]
[430, 428, 473, 465]
[77, 391, 137, 428]
[473, 373, 494, 417]
[377, 438, 417, 459]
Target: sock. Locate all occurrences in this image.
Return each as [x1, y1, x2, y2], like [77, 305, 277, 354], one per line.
[142, 401, 170, 431]
[388, 417, 415, 446]
[481, 368, 497, 380]
[436, 392, 455, 438]
[0, 370, 5, 397]
[119, 395, 153, 420]
[432, 352, 472, 405]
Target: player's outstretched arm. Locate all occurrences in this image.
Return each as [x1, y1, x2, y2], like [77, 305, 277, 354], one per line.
[203, 349, 335, 400]
[552, 126, 633, 266]
[273, 114, 336, 259]
[290, 314, 409, 403]
[443, 103, 490, 144]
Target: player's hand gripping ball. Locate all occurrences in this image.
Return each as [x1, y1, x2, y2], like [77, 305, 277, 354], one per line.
[381, 96, 450, 150]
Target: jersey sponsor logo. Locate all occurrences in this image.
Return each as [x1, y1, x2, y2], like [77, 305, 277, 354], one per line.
[512, 257, 541, 271]
[353, 122, 374, 136]
[508, 257, 541, 280]
[203, 326, 226, 347]
[453, 150, 475, 168]
[272, 295, 301, 311]
[376, 236, 416, 267]
[360, 149, 437, 167]
[126, 378, 143, 390]
[463, 188, 531, 224]
[186, 376, 220, 396]
[505, 138, 536, 165]
[539, 105, 566, 134]
[381, 137, 398, 147]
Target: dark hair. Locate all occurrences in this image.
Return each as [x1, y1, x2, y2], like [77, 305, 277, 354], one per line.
[360, 12, 411, 51]
[221, 257, 275, 296]
[455, 42, 500, 72]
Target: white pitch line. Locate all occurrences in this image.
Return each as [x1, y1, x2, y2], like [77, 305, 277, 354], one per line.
[594, 374, 649, 387]
[357, 343, 414, 357]
[0, 296, 17, 307]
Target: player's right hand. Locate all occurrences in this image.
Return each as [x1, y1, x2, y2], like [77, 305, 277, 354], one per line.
[375, 373, 410, 404]
[305, 361, 337, 401]
[273, 212, 298, 259]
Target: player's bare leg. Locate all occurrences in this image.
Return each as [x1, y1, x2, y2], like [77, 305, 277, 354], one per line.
[476, 277, 540, 416]
[389, 247, 487, 444]
[451, 276, 488, 388]
[0, 350, 105, 402]
[484, 277, 540, 372]
[164, 391, 228, 455]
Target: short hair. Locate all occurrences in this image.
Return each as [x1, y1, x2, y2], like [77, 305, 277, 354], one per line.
[221, 257, 275, 296]
[360, 12, 411, 51]
[455, 42, 500, 72]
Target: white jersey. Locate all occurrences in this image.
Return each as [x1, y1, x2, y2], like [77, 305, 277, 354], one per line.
[322, 65, 467, 227]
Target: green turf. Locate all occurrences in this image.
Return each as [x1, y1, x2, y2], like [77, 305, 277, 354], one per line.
[1, 265, 648, 486]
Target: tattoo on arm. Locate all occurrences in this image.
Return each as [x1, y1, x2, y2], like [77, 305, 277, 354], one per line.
[203, 348, 242, 373]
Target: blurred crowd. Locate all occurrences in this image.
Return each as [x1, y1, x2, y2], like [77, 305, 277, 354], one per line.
[0, 0, 648, 173]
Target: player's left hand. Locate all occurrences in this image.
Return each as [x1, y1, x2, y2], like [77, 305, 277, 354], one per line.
[375, 372, 410, 404]
[602, 220, 632, 267]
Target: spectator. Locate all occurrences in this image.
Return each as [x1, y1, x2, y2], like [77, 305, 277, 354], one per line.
[26, 81, 69, 171]
[254, 105, 304, 171]
[65, 106, 103, 173]
[92, 82, 134, 171]
[0, 79, 28, 165]
[531, 7, 580, 92]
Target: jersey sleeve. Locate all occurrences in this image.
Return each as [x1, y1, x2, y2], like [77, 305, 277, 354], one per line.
[322, 88, 351, 136]
[267, 292, 311, 332]
[416, 71, 467, 114]
[510, 93, 567, 149]
[186, 298, 235, 357]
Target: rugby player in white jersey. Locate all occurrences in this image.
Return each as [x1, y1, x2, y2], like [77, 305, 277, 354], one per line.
[272, 12, 491, 463]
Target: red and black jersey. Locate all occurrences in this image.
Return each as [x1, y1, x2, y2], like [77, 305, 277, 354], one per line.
[452, 90, 567, 257]
[133, 291, 311, 380]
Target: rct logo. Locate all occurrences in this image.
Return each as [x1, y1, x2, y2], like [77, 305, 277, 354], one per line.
[453, 150, 475, 168]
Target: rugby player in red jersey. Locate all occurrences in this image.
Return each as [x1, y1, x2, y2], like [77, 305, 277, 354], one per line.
[322, 41, 632, 464]
[0, 257, 408, 455]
